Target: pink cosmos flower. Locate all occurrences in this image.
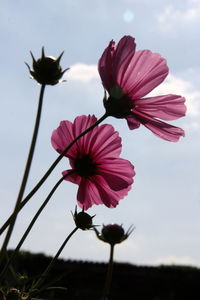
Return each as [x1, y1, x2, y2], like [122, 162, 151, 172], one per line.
[98, 35, 186, 142]
[51, 115, 135, 210]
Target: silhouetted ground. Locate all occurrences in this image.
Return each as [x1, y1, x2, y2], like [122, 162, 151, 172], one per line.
[1, 250, 200, 299]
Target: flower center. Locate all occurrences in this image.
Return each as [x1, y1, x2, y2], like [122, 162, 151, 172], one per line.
[104, 95, 133, 119]
[74, 154, 97, 177]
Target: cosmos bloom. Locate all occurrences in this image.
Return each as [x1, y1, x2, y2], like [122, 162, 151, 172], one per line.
[51, 115, 135, 210]
[98, 35, 186, 142]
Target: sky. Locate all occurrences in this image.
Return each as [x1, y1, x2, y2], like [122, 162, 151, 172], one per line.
[0, 0, 200, 267]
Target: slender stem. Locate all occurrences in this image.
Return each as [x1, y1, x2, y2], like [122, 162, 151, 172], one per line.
[0, 84, 46, 262]
[32, 227, 79, 291]
[102, 244, 115, 300]
[0, 113, 108, 235]
[0, 173, 70, 282]
[4, 252, 18, 281]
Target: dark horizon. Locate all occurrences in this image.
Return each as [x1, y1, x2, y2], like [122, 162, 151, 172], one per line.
[2, 250, 200, 300]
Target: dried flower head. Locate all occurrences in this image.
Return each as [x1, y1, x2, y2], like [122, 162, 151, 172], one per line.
[25, 47, 69, 85]
[94, 223, 135, 245]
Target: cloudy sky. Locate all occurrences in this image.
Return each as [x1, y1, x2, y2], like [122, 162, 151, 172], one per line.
[0, 0, 200, 267]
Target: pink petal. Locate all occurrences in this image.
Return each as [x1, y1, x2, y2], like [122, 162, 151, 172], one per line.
[134, 94, 186, 120]
[113, 36, 136, 85]
[93, 175, 131, 208]
[98, 36, 136, 92]
[73, 115, 99, 153]
[126, 115, 141, 129]
[97, 158, 135, 190]
[51, 115, 99, 159]
[51, 120, 78, 158]
[73, 116, 122, 159]
[120, 50, 169, 99]
[91, 124, 122, 160]
[77, 178, 101, 210]
[77, 177, 120, 209]
[130, 110, 185, 142]
[62, 170, 81, 185]
[77, 174, 132, 210]
[98, 40, 115, 91]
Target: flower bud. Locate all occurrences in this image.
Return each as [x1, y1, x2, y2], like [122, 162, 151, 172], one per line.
[25, 47, 69, 85]
[94, 223, 134, 245]
[72, 206, 95, 230]
[102, 224, 125, 244]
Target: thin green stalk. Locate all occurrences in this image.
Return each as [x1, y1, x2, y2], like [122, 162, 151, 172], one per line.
[31, 227, 79, 291]
[102, 244, 115, 300]
[0, 173, 70, 282]
[0, 113, 108, 235]
[0, 84, 46, 262]
[5, 252, 18, 281]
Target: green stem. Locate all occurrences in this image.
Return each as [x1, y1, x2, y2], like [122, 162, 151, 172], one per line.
[0, 113, 108, 235]
[0, 173, 69, 282]
[32, 227, 79, 291]
[0, 84, 46, 262]
[102, 244, 115, 300]
[5, 252, 18, 281]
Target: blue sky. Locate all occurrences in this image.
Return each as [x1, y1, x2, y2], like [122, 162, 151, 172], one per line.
[0, 0, 200, 267]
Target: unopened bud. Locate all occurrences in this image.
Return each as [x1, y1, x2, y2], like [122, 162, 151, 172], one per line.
[25, 47, 69, 85]
[95, 223, 135, 245]
[102, 224, 125, 244]
[72, 206, 95, 230]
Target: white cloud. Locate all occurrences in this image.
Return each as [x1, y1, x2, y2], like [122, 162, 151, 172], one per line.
[66, 63, 98, 82]
[157, 4, 200, 32]
[150, 74, 200, 117]
[152, 255, 198, 266]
